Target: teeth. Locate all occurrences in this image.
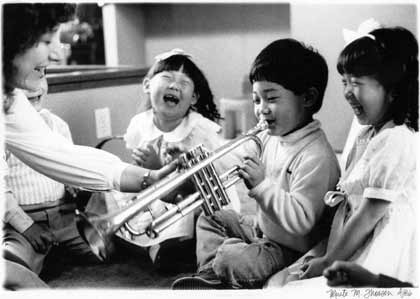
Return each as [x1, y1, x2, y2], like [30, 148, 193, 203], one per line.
[351, 105, 363, 115]
[163, 94, 179, 103]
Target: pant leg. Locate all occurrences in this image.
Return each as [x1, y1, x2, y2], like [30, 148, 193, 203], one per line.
[3, 220, 49, 275]
[196, 209, 257, 272]
[3, 259, 49, 290]
[47, 204, 101, 263]
[213, 237, 301, 288]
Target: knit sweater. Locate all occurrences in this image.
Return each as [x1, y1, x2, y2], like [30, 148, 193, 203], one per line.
[250, 120, 340, 253]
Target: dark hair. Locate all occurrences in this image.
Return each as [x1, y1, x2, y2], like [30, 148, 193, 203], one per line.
[2, 3, 76, 94]
[146, 54, 221, 122]
[249, 38, 329, 114]
[337, 27, 418, 131]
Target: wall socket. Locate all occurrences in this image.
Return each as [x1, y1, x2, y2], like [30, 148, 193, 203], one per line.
[95, 107, 112, 139]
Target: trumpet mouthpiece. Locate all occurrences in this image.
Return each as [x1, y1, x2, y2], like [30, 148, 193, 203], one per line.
[257, 119, 269, 130]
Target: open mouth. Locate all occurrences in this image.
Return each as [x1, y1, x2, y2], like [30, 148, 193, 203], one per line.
[263, 119, 275, 126]
[348, 101, 364, 116]
[262, 118, 276, 128]
[163, 94, 180, 105]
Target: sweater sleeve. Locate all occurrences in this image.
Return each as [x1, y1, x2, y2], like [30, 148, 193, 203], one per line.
[250, 150, 339, 236]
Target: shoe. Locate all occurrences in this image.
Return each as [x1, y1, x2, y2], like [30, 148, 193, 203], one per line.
[172, 270, 229, 290]
[152, 238, 196, 273]
[172, 275, 225, 290]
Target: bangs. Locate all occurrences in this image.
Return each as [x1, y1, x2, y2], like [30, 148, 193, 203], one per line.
[249, 62, 304, 94]
[249, 63, 277, 83]
[148, 55, 197, 80]
[337, 37, 383, 76]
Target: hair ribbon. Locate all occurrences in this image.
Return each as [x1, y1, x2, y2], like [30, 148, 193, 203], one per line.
[342, 18, 382, 45]
[154, 48, 193, 61]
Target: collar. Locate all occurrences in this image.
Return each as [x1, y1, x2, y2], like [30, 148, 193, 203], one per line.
[273, 120, 321, 144]
[361, 120, 396, 140]
[141, 109, 202, 142]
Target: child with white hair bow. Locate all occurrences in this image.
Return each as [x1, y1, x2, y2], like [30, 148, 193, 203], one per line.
[115, 49, 242, 272]
[266, 19, 418, 288]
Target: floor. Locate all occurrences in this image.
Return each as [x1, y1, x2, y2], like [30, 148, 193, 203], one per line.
[42, 240, 194, 289]
[42, 182, 256, 289]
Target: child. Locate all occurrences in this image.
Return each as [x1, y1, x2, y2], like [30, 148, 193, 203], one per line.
[284, 25, 418, 287]
[116, 49, 241, 271]
[172, 39, 340, 289]
[4, 77, 99, 286]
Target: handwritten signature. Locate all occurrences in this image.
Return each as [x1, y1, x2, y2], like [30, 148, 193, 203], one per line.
[326, 288, 412, 299]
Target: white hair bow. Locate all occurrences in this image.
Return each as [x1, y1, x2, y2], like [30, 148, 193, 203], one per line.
[154, 48, 192, 61]
[342, 18, 382, 45]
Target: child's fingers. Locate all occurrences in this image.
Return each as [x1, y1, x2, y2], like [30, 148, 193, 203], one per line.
[298, 263, 310, 279]
[237, 168, 247, 179]
[134, 147, 152, 156]
[132, 153, 145, 165]
[242, 156, 260, 166]
[133, 148, 149, 160]
[145, 144, 155, 152]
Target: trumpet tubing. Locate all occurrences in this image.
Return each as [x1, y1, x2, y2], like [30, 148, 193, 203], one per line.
[76, 120, 268, 260]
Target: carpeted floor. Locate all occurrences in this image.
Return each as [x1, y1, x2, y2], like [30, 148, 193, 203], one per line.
[42, 182, 255, 289]
[42, 239, 195, 289]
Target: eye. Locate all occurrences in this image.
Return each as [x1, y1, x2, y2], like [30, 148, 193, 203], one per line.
[160, 73, 172, 80]
[180, 80, 192, 88]
[40, 38, 52, 45]
[267, 97, 278, 103]
[252, 96, 261, 104]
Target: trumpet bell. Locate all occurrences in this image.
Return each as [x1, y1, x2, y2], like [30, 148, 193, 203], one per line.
[75, 209, 114, 261]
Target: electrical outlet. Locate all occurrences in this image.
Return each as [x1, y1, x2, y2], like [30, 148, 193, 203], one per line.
[95, 107, 112, 139]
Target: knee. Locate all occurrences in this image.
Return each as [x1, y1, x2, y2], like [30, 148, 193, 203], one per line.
[212, 239, 244, 277]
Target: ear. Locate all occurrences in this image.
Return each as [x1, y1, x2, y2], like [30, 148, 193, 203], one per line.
[303, 87, 319, 110]
[191, 92, 199, 106]
[143, 77, 151, 94]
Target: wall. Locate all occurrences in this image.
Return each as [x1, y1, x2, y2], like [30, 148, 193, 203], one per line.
[102, 3, 417, 151]
[142, 4, 290, 101]
[291, 3, 417, 151]
[103, 4, 146, 66]
[43, 84, 145, 162]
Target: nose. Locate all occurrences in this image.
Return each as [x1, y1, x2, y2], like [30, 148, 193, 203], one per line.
[169, 81, 181, 91]
[344, 84, 353, 99]
[255, 101, 270, 118]
[259, 101, 270, 114]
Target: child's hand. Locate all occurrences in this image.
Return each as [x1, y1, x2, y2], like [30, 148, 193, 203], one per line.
[323, 261, 379, 287]
[163, 144, 187, 164]
[132, 144, 162, 170]
[299, 256, 330, 279]
[238, 156, 265, 189]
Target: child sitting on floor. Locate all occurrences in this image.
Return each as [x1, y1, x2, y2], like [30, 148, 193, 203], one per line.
[116, 49, 241, 272]
[172, 38, 340, 289]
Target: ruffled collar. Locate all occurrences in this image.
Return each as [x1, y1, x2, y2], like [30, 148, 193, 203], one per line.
[141, 109, 205, 142]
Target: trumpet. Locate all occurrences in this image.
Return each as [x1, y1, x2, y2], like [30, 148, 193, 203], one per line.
[75, 120, 268, 261]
